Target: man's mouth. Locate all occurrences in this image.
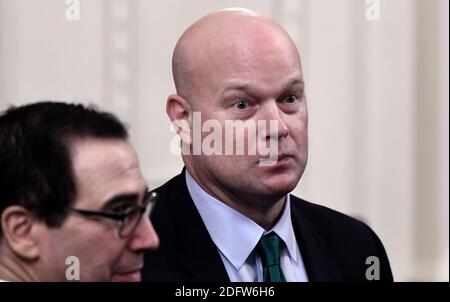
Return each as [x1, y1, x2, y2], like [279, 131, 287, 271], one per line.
[258, 153, 295, 166]
[277, 154, 292, 161]
[112, 266, 143, 282]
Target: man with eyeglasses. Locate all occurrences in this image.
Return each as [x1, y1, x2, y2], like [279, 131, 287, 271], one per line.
[0, 102, 159, 281]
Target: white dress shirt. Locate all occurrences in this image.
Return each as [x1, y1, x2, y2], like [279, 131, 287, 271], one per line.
[185, 171, 309, 282]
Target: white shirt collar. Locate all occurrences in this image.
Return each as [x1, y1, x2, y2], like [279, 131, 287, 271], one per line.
[185, 171, 299, 271]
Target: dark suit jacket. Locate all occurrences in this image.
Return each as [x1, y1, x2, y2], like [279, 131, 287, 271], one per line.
[142, 170, 393, 281]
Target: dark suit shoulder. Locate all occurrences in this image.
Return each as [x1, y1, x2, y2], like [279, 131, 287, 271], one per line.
[291, 196, 372, 237]
[151, 173, 185, 203]
[290, 195, 394, 281]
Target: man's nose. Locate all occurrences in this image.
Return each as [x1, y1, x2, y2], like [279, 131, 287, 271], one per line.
[128, 216, 159, 252]
[259, 102, 289, 140]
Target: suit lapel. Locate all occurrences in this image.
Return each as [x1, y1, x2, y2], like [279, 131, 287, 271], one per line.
[171, 170, 230, 281]
[290, 198, 343, 281]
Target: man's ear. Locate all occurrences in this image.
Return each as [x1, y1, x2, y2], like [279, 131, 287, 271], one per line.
[1, 206, 40, 260]
[166, 94, 193, 146]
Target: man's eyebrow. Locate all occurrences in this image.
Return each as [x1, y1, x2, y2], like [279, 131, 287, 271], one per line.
[219, 77, 304, 97]
[219, 82, 252, 97]
[102, 186, 149, 209]
[102, 194, 139, 210]
[285, 77, 304, 88]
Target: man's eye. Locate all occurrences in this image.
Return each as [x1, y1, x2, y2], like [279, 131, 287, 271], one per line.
[284, 95, 298, 104]
[110, 204, 132, 213]
[233, 100, 249, 110]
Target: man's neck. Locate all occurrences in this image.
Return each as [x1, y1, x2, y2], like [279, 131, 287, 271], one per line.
[186, 167, 287, 230]
[226, 195, 286, 230]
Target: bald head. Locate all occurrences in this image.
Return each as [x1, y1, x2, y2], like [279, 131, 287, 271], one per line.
[172, 8, 302, 103]
[167, 9, 308, 219]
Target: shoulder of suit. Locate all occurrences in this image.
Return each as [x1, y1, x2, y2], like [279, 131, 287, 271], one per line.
[289, 195, 378, 241]
[151, 172, 185, 198]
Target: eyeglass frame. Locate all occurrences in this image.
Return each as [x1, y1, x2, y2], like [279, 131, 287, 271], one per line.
[67, 191, 157, 238]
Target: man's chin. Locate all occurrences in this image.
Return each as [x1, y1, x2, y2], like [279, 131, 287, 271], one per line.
[260, 174, 299, 195]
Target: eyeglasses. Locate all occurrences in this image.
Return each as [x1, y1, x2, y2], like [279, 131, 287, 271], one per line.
[67, 191, 157, 238]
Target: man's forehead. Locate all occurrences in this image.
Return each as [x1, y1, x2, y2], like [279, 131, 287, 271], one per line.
[204, 45, 303, 97]
[71, 138, 134, 159]
[70, 138, 140, 178]
[70, 138, 145, 207]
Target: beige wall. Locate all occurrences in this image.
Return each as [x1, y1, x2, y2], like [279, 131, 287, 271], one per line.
[0, 0, 448, 281]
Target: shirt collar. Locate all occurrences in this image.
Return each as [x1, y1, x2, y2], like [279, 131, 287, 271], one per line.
[185, 171, 299, 270]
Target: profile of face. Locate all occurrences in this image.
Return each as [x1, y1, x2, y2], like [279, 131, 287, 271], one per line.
[35, 139, 159, 281]
[171, 10, 308, 207]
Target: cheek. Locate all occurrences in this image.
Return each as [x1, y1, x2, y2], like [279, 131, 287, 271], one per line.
[289, 112, 308, 141]
[54, 224, 124, 281]
[77, 238, 125, 281]
[194, 154, 251, 182]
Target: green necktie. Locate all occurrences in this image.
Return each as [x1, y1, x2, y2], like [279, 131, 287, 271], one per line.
[257, 232, 286, 282]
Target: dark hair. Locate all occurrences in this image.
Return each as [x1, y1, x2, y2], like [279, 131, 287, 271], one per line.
[0, 101, 128, 233]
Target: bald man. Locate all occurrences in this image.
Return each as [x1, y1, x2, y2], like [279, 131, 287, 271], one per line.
[142, 8, 393, 282]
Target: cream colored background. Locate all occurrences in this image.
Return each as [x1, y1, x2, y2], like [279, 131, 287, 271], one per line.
[0, 0, 448, 281]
